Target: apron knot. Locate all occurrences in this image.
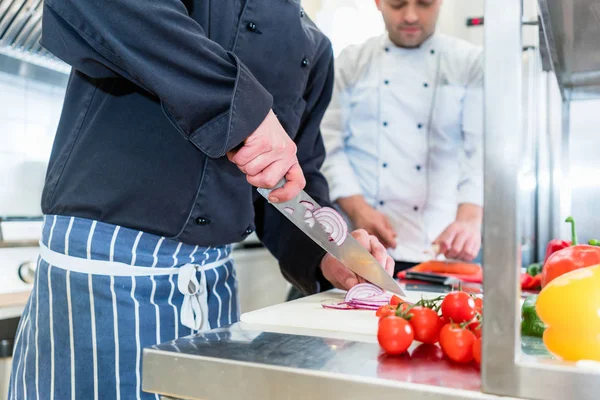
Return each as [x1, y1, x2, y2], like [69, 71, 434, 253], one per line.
[178, 264, 210, 331]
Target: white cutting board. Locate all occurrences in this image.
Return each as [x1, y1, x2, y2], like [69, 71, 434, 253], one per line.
[240, 289, 444, 340]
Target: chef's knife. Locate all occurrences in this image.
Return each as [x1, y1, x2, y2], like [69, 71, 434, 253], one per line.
[404, 271, 460, 287]
[257, 180, 405, 296]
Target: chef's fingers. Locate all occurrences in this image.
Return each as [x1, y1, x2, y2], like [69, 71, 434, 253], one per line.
[459, 235, 481, 261]
[246, 156, 294, 188]
[385, 255, 395, 276]
[320, 254, 360, 290]
[433, 225, 457, 256]
[446, 230, 468, 259]
[383, 215, 397, 238]
[351, 229, 371, 250]
[370, 235, 389, 269]
[263, 163, 306, 203]
[229, 134, 272, 167]
[239, 152, 278, 176]
[374, 224, 397, 249]
[333, 263, 359, 290]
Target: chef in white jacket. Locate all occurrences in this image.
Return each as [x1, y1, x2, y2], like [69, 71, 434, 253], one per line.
[321, 0, 484, 275]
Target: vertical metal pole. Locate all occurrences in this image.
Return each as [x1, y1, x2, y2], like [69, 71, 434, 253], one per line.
[558, 101, 571, 239]
[481, 0, 523, 393]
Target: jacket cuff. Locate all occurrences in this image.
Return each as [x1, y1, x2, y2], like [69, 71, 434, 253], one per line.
[300, 247, 333, 295]
[322, 164, 363, 202]
[188, 53, 273, 158]
[457, 181, 484, 207]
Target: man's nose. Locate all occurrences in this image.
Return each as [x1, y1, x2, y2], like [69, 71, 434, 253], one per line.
[403, 6, 419, 24]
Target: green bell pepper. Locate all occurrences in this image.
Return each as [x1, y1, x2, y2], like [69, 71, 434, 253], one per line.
[526, 263, 542, 277]
[521, 295, 546, 338]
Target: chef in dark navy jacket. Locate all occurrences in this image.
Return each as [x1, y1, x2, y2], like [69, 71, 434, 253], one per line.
[8, 1, 394, 399]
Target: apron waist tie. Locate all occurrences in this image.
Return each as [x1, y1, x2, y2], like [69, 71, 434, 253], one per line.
[38, 241, 231, 332]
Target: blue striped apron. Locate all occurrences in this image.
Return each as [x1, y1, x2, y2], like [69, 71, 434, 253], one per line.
[8, 215, 239, 400]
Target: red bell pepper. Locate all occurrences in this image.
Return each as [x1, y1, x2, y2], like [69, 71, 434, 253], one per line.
[543, 239, 570, 264]
[521, 273, 541, 290]
[542, 216, 600, 287]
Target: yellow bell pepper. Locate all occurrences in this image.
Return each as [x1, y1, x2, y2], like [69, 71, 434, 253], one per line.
[535, 264, 600, 362]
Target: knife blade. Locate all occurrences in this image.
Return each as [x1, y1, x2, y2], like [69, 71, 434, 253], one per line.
[257, 180, 405, 296]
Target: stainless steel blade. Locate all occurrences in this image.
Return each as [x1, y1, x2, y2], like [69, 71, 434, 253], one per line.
[257, 181, 405, 296]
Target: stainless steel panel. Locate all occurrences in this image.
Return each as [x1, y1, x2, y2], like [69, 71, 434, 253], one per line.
[142, 324, 518, 400]
[483, 0, 600, 398]
[566, 99, 600, 243]
[481, 0, 522, 393]
[538, 0, 600, 100]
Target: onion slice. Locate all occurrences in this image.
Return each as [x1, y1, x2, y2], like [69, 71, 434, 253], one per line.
[284, 207, 294, 215]
[299, 200, 315, 210]
[313, 207, 348, 246]
[344, 283, 383, 302]
[322, 283, 408, 312]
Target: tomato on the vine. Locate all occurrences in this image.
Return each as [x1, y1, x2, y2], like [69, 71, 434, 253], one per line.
[439, 324, 476, 363]
[441, 291, 477, 323]
[376, 304, 397, 319]
[390, 295, 403, 307]
[473, 337, 482, 365]
[377, 316, 414, 355]
[406, 306, 443, 344]
[468, 320, 482, 339]
[474, 297, 483, 315]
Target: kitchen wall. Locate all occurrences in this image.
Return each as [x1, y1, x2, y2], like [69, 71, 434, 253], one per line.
[0, 70, 66, 217]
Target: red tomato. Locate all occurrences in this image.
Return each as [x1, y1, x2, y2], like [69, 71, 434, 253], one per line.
[473, 337, 481, 365]
[474, 297, 483, 315]
[407, 306, 443, 344]
[441, 291, 476, 323]
[439, 324, 476, 363]
[377, 316, 414, 355]
[468, 321, 482, 339]
[390, 295, 403, 306]
[376, 304, 397, 318]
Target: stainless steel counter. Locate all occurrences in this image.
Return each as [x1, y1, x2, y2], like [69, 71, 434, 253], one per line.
[142, 322, 550, 400]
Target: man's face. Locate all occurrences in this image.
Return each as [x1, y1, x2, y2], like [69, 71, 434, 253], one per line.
[375, 0, 442, 48]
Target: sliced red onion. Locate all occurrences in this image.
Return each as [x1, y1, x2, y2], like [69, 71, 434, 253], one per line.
[313, 207, 348, 246]
[344, 283, 383, 302]
[299, 200, 315, 210]
[284, 207, 294, 215]
[321, 302, 357, 310]
[304, 217, 315, 228]
[304, 209, 313, 219]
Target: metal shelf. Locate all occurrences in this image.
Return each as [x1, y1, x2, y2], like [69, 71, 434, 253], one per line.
[538, 0, 600, 100]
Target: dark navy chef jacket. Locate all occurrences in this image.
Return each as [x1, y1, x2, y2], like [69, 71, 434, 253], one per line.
[40, 0, 335, 295]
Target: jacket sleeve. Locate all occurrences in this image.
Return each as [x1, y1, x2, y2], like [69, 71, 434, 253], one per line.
[457, 50, 484, 207]
[41, 0, 272, 158]
[319, 46, 364, 202]
[254, 43, 335, 296]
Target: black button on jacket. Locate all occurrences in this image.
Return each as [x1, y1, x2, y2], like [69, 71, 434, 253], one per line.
[40, 0, 335, 294]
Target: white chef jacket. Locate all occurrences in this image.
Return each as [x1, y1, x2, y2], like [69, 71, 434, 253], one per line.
[321, 33, 483, 263]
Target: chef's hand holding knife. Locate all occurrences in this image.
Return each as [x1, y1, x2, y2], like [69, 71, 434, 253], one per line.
[227, 110, 394, 289]
[320, 229, 395, 290]
[227, 109, 305, 203]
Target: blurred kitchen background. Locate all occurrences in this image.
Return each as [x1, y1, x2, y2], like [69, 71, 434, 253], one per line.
[0, 0, 598, 336]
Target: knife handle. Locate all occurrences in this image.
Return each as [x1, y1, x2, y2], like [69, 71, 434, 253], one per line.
[404, 271, 455, 286]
